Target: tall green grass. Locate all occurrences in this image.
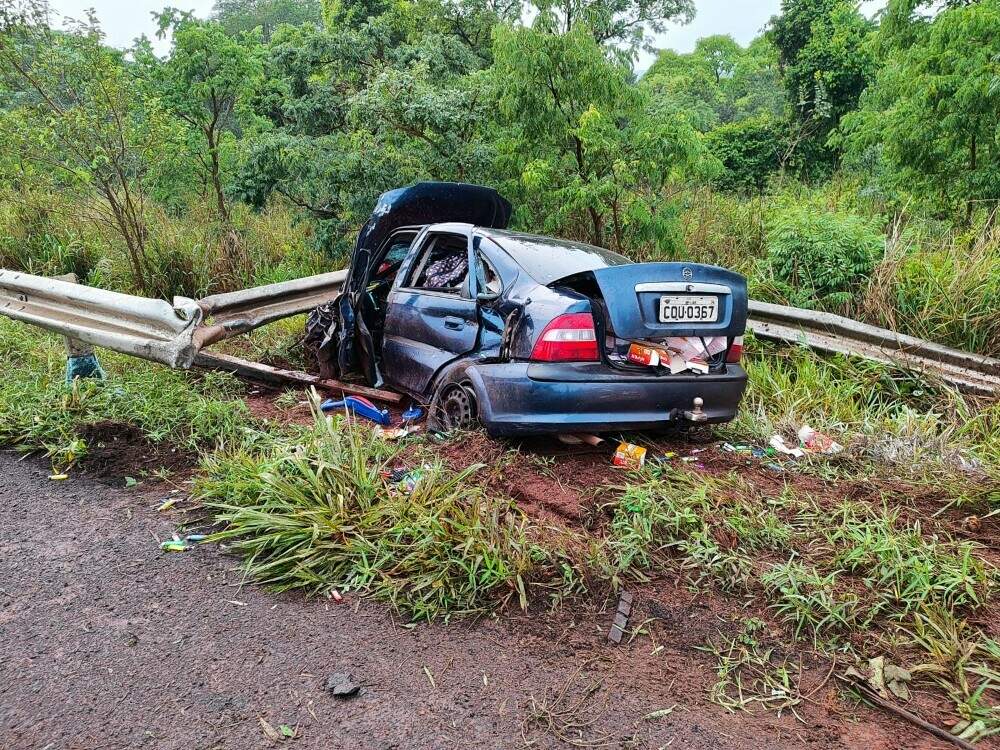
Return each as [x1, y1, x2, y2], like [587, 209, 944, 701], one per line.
[196, 403, 534, 620]
[0, 319, 256, 468]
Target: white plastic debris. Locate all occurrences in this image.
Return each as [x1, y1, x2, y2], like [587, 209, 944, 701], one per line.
[769, 434, 805, 458]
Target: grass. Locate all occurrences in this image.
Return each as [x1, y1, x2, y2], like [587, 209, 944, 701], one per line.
[196, 398, 535, 621]
[0, 318, 259, 470]
[703, 618, 805, 718]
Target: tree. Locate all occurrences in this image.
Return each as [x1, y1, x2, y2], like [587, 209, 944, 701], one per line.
[491, 24, 705, 252]
[768, 0, 876, 170]
[530, 0, 694, 50]
[706, 116, 785, 193]
[841, 0, 1000, 220]
[152, 12, 264, 226]
[0, 9, 170, 293]
[235, 2, 495, 252]
[212, 0, 321, 39]
[642, 35, 784, 133]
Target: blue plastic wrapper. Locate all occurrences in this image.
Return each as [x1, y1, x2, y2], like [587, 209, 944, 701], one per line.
[65, 353, 106, 384]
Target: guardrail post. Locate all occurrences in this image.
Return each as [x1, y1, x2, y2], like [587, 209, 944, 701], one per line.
[55, 273, 106, 384]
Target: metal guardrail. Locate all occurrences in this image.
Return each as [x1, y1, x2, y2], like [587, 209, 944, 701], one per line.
[0, 268, 346, 368]
[0, 269, 203, 368]
[748, 300, 1000, 396]
[1, 267, 997, 396]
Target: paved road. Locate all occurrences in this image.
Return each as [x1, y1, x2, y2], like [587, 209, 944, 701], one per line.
[0, 450, 933, 749]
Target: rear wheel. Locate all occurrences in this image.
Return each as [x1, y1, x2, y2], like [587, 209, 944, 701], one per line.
[429, 381, 478, 432]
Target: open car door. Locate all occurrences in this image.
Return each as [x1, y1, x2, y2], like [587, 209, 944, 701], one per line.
[306, 182, 511, 388]
[381, 228, 480, 395]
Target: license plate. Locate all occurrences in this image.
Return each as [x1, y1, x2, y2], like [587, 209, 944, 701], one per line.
[658, 295, 718, 323]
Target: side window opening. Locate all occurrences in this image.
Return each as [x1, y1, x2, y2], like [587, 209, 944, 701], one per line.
[372, 230, 417, 284]
[407, 234, 469, 294]
[478, 254, 502, 295]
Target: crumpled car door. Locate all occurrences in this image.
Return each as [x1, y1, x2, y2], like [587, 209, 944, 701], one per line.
[381, 230, 480, 396]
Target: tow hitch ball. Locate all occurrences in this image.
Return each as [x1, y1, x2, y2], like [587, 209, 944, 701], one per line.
[684, 397, 707, 423]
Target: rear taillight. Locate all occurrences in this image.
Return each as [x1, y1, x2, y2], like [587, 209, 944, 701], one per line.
[726, 336, 744, 363]
[530, 313, 600, 362]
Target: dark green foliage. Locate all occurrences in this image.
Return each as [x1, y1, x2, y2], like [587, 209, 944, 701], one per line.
[212, 0, 321, 39]
[768, 0, 876, 168]
[842, 0, 1000, 219]
[706, 116, 785, 193]
[766, 204, 883, 310]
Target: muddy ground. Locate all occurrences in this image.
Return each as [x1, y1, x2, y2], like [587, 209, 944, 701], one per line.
[0, 447, 970, 750]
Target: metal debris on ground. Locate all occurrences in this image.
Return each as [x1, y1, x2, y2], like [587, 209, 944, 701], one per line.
[608, 591, 634, 643]
[325, 672, 360, 698]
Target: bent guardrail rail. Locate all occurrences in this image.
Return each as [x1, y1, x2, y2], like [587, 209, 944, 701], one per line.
[0, 268, 346, 369]
[1, 267, 997, 396]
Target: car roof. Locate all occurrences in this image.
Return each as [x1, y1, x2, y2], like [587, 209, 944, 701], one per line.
[478, 228, 630, 285]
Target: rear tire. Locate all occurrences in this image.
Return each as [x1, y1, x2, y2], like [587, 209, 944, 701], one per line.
[428, 381, 479, 432]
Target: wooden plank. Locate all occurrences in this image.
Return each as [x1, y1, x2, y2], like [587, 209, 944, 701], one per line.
[194, 351, 403, 404]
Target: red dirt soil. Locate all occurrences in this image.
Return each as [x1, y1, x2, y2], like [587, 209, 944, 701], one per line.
[0, 450, 962, 750]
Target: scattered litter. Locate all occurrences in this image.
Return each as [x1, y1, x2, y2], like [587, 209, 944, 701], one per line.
[386, 465, 429, 493]
[681, 456, 698, 463]
[722, 442, 775, 459]
[321, 395, 390, 426]
[608, 591, 634, 643]
[226, 600, 247, 606]
[652, 452, 676, 463]
[159, 533, 208, 552]
[325, 672, 360, 698]
[48, 473, 69, 481]
[769, 435, 805, 458]
[401, 405, 424, 422]
[279, 725, 296, 739]
[331, 590, 344, 603]
[624, 337, 724, 375]
[643, 705, 677, 721]
[613, 442, 647, 468]
[721, 442, 750, 454]
[158, 497, 180, 511]
[798, 424, 843, 454]
[374, 424, 421, 440]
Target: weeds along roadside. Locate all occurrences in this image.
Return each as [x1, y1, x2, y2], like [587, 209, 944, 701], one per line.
[1, 317, 998, 734]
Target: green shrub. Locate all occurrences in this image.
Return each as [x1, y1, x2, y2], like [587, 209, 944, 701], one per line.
[766, 204, 883, 311]
[706, 116, 785, 194]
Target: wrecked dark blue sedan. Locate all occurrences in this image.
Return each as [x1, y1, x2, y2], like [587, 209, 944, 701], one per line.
[307, 182, 748, 436]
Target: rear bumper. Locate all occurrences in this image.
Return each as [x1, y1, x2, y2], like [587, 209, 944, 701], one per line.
[465, 361, 748, 437]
